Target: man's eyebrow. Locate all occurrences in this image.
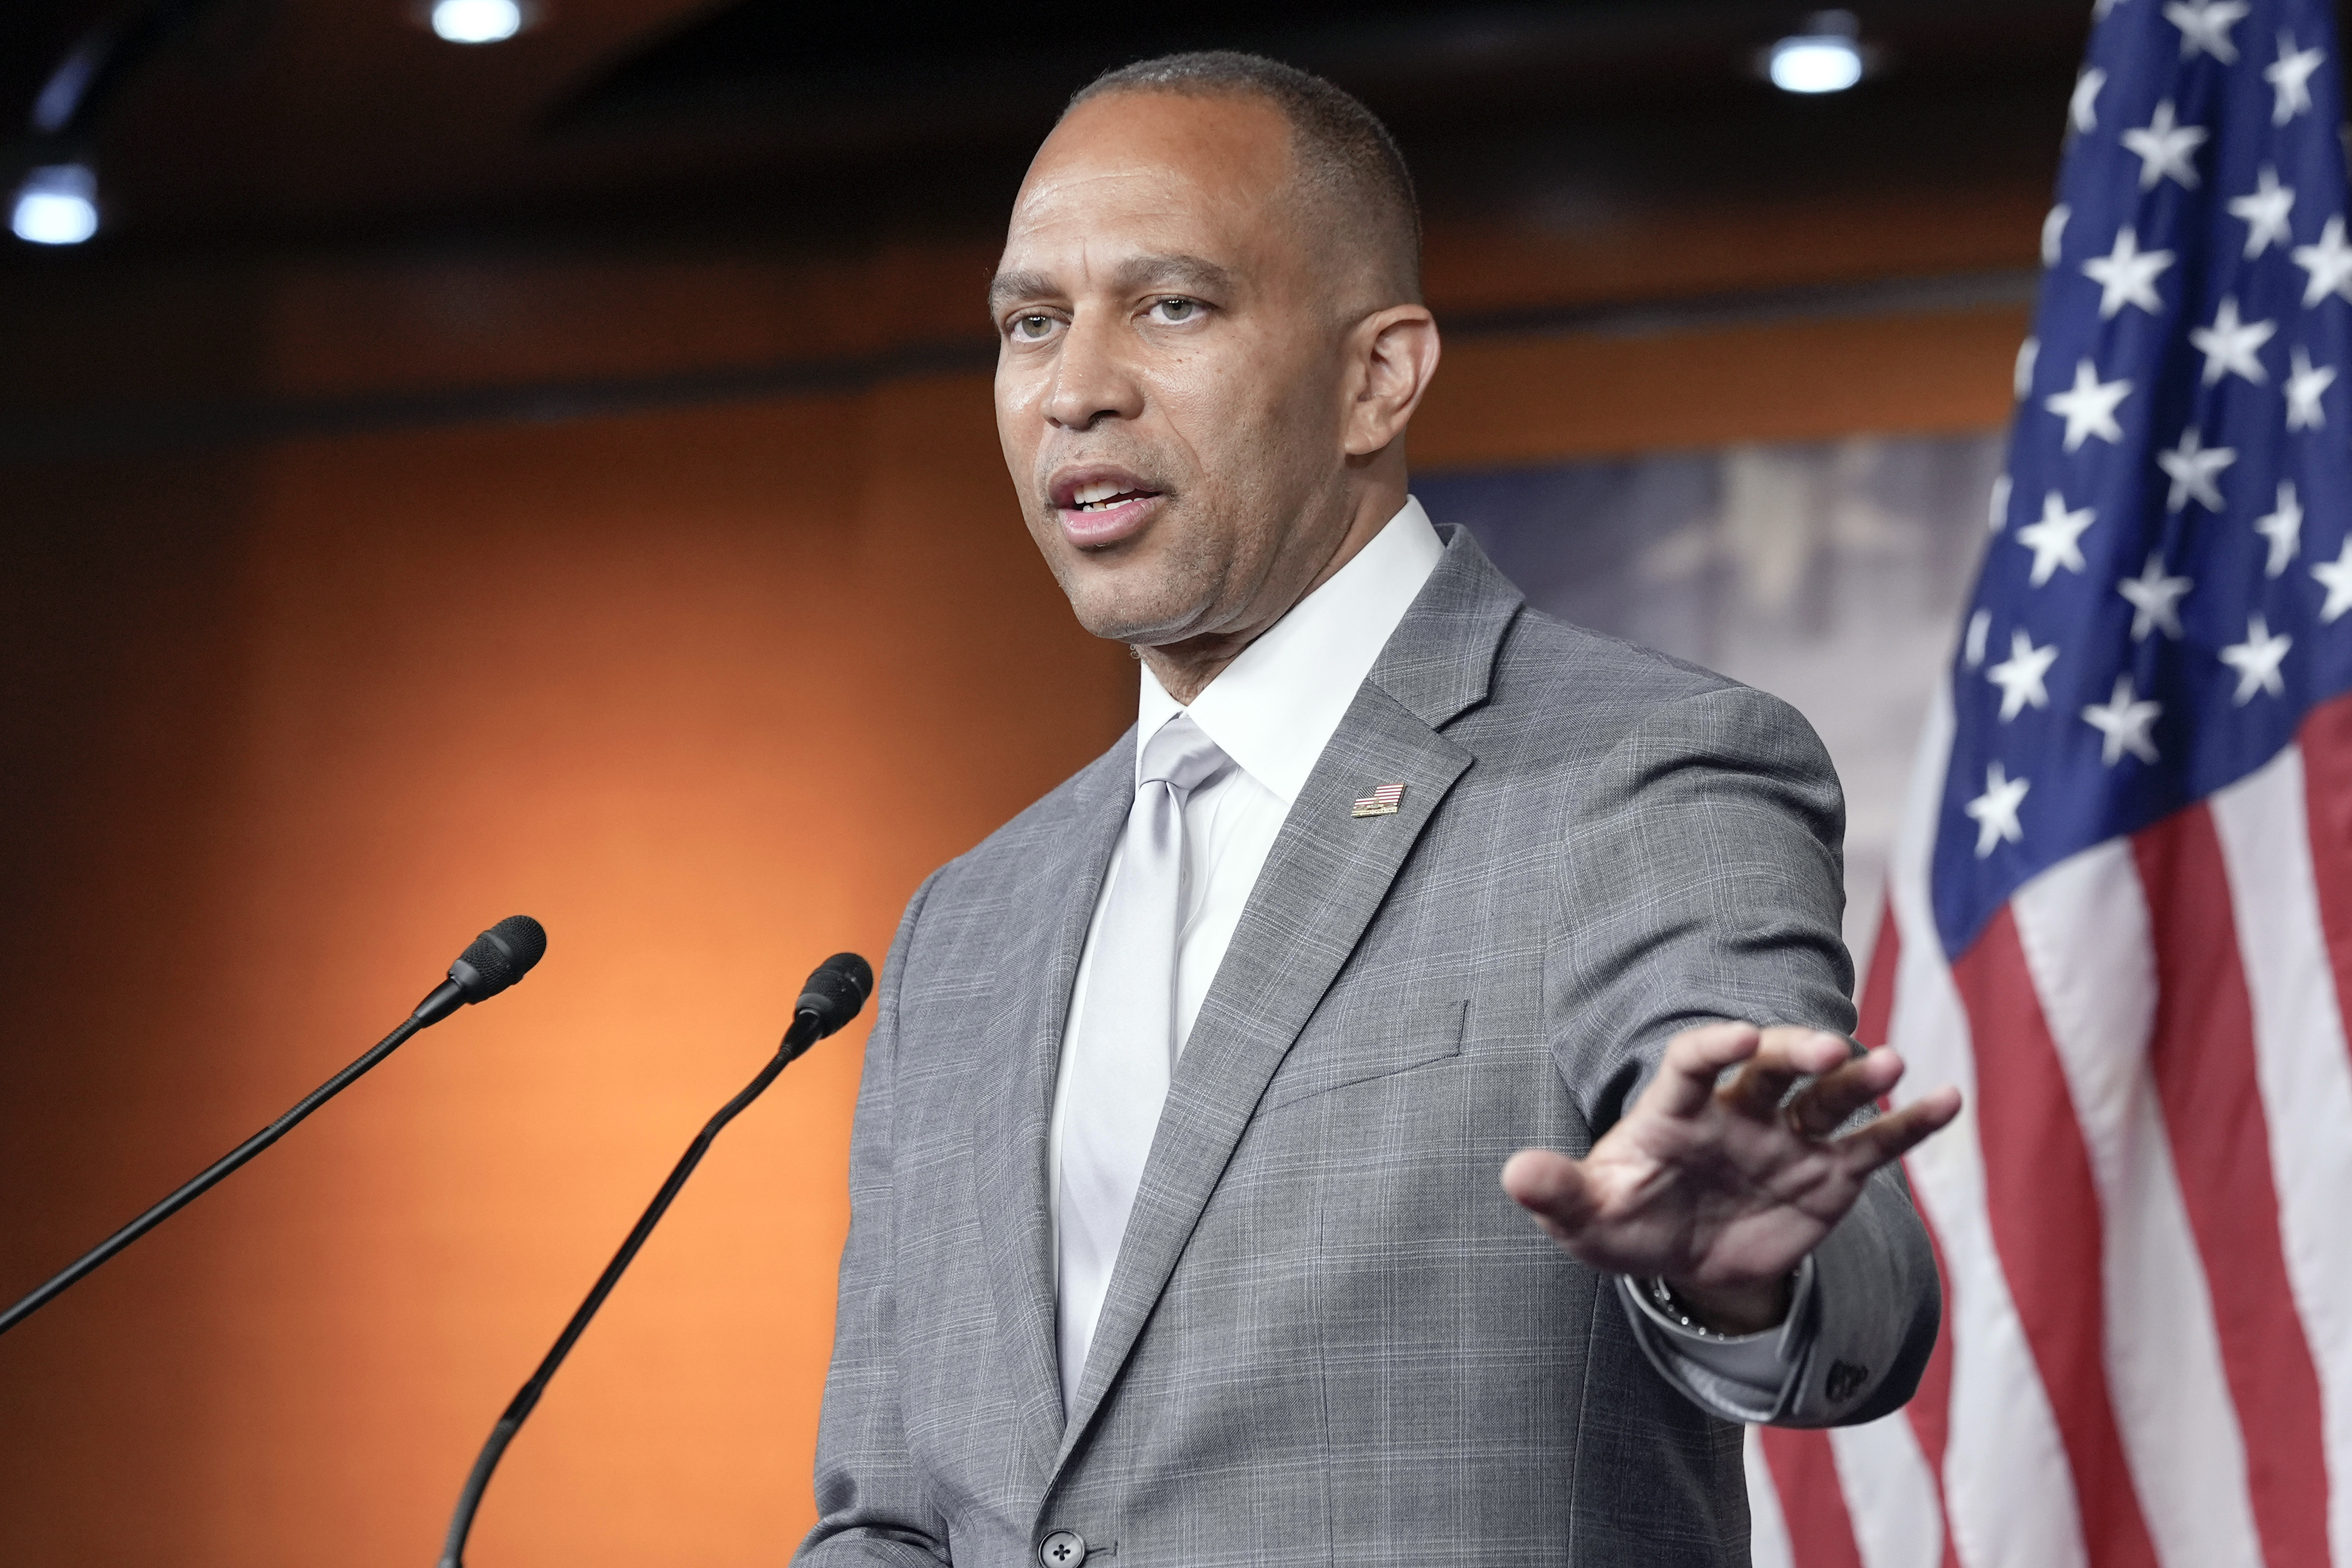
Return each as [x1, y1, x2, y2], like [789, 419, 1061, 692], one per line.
[987, 270, 1057, 315]
[985, 254, 1237, 317]
[1108, 253, 1234, 297]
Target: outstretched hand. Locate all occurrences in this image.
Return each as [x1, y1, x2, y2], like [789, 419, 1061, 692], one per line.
[1500, 1022, 1962, 1334]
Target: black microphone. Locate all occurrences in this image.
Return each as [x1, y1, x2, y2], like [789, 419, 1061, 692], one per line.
[0, 915, 548, 1339]
[414, 915, 551, 1026]
[435, 950, 873, 1568]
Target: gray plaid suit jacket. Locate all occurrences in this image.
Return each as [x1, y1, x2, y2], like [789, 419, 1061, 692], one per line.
[801, 527, 1941, 1567]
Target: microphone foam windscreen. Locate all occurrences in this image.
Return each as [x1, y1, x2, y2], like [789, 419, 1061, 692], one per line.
[796, 952, 875, 1038]
[450, 915, 548, 1001]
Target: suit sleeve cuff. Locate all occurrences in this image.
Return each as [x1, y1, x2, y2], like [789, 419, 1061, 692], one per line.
[1616, 1254, 1819, 1423]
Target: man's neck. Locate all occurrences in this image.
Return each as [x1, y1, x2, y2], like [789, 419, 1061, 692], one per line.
[1140, 481, 1407, 704]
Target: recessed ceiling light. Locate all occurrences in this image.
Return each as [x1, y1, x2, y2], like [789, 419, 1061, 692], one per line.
[430, 0, 526, 44]
[11, 163, 98, 246]
[1769, 12, 1866, 95]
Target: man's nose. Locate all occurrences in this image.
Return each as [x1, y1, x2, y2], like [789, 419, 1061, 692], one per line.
[1042, 311, 1144, 430]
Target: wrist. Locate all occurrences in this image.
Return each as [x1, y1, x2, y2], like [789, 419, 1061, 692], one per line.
[1649, 1270, 1795, 1337]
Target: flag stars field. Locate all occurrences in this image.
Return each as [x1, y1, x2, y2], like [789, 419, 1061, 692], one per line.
[2312, 538, 2352, 620]
[1760, 2, 2352, 1561]
[1964, 762, 2031, 855]
[2119, 553, 2193, 638]
[2285, 345, 2335, 427]
[2227, 165, 2295, 255]
[2265, 32, 2325, 122]
[2158, 425, 2236, 510]
[1988, 628, 2061, 719]
[2073, 65, 2108, 133]
[2291, 214, 2352, 303]
[2255, 481, 2304, 575]
[2220, 611, 2292, 701]
[2082, 674, 2164, 764]
[2047, 358, 2133, 449]
[2083, 225, 2175, 315]
[2123, 97, 2209, 186]
[2190, 296, 2276, 383]
[2165, 0, 2250, 63]
[2019, 491, 2097, 584]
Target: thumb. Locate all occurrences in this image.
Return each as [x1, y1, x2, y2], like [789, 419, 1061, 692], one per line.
[1501, 1149, 1598, 1238]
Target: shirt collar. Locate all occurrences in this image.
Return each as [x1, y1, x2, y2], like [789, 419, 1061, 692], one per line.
[1136, 495, 1446, 804]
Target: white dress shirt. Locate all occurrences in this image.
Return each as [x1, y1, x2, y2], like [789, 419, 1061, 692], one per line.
[1047, 495, 1812, 1416]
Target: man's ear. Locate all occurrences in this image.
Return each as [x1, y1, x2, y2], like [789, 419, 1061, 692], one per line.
[1343, 305, 1442, 457]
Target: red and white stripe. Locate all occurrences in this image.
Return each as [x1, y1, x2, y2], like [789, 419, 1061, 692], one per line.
[1748, 689, 2352, 1567]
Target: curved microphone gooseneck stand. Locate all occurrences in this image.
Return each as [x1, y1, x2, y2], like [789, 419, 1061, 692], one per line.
[436, 951, 870, 1568]
[0, 914, 548, 1340]
[0, 1013, 428, 1338]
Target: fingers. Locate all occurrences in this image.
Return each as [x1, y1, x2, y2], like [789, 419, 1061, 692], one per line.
[1640, 1025, 1965, 1176]
[1785, 1045, 1907, 1137]
[1500, 1148, 1598, 1239]
[1718, 1026, 1856, 1121]
[1833, 1084, 1964, 1169]
[1645, 1021, 1765, 1117]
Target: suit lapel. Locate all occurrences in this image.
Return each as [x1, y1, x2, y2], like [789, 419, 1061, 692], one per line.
[1052, 681, 1474, 1468]
[970, 736, 1134, 1480]
[1046, 528, 1527, 1476]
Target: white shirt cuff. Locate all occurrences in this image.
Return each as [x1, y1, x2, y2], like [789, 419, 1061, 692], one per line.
[1616, 1254, 1819, 1423]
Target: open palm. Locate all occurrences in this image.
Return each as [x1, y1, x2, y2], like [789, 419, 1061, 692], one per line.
[1501, 1021, 1962, 1333]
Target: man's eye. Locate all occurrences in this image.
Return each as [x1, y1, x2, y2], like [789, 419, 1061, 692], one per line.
[1150, 297, 1199, 323]
[1010, 314, 1059, 342]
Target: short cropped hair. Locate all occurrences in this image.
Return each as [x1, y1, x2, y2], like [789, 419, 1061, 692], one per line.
[1067, 51, 1423, 304]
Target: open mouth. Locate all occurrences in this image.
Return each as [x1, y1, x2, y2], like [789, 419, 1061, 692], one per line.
[1069, 481, 1158, 512]
[1050, 469, 1167, 546]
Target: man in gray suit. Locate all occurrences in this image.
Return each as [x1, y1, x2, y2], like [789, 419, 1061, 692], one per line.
[802, 51, 1960, 1567]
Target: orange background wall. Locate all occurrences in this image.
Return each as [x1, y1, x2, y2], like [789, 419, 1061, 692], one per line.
[0, 182, 2030, 1565]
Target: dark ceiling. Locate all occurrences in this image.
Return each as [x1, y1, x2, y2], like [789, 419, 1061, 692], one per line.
[0, 0, 2102, 261]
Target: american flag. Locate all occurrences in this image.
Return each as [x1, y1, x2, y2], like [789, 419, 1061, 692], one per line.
[1747, 3, 2352, 1565]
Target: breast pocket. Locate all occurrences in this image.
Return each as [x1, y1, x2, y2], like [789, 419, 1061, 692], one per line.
[1261, 998, 1469, 1111]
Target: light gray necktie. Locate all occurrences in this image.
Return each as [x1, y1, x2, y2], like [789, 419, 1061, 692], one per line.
[1056, 713, 1233, 1412]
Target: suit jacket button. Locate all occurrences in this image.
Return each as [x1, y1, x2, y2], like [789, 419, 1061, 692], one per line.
[1040, 1530, 1087, 1566]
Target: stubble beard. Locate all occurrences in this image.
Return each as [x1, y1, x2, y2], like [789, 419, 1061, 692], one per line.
[1045, 492, 1245, 649]
[1030, 404, 1344, 653]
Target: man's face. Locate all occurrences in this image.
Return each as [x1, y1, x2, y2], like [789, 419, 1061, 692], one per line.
[991, 92, 1359, 649]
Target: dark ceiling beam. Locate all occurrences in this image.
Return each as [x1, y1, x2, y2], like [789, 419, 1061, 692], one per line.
[0, 264, 2037, 464]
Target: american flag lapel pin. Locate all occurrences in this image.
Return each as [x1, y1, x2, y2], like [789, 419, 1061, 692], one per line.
[1351, 782, 1405, 818]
